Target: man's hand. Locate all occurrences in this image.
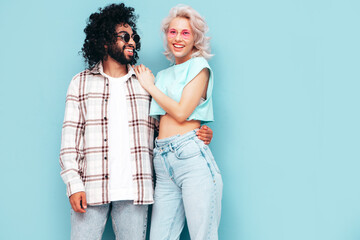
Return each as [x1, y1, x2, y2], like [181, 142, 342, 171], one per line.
[196, 125, 213, 145]
[69, 191, 87, 213]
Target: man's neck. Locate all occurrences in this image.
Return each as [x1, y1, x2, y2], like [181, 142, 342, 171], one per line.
[102, 56, 128, 78]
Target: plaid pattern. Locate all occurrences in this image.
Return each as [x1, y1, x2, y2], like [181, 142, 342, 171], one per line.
[60, 62, 156, 205]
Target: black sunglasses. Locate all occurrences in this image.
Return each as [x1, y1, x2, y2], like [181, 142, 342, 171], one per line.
[115, 32, 140, 44]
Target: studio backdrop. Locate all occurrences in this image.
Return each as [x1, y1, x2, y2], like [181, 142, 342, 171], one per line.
[1, 0, 360, 239]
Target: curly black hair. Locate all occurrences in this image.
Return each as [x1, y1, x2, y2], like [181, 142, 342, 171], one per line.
[81, 3, 140, 68]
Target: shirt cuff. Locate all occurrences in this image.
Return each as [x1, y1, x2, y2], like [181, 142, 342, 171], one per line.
[66, 178, 85, 197]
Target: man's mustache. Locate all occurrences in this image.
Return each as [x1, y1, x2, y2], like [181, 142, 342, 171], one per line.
[123, 45, 135, 51]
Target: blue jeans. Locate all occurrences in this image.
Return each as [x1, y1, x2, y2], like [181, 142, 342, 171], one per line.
[150, 130, 222, 240]
[71, 200, 148, 240]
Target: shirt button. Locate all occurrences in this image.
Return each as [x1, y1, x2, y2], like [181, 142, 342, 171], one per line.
[105, 175, 108, 179]
[104, 156, 107, 160]
[104, 117, 107, 120]
[104, 139, 107, 142]
[105, 99, 108, 102]
[106, 83, 109, 86]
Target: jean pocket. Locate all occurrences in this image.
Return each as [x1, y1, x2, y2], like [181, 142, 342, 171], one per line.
[204, 146, 221, 174]
[175, 140, 201, 160]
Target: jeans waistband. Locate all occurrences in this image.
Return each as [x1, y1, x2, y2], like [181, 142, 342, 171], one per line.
[154, 129, 199, 152]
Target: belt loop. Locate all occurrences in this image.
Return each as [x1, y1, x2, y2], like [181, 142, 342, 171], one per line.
[169, 143, 175, 152]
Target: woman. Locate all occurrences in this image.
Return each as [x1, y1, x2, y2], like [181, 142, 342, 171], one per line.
[134, 5, 222, 240]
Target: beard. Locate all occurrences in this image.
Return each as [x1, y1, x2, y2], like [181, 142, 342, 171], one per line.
[107, 44, 134, 65]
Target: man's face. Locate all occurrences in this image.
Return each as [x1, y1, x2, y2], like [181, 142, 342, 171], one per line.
[107, 24, 136, 65]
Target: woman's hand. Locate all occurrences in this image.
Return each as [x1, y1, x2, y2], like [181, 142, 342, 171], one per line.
[133, 64, 155, 92]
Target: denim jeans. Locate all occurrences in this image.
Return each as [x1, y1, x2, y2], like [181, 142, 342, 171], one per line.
[150, 130, 223, 240]
[71, 200, 148, 240]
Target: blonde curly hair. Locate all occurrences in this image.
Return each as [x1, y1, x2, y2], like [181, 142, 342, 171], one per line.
[161, 4, 213, 62]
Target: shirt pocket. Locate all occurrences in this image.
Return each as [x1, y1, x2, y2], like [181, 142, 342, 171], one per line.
[175, 140, 201, 160]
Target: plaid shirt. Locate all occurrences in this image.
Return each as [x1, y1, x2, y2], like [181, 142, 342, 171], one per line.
[60, 62, 156, 205]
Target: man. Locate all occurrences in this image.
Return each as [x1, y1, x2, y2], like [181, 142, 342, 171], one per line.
[59, 3, 213, 240]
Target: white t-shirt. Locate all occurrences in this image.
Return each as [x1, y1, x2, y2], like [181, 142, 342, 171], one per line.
[104, 72, 134, 201]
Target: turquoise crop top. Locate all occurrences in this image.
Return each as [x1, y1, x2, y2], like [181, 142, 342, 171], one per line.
[149, 57, 214, 123]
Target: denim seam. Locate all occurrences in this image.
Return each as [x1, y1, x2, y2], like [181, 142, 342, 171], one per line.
[203, 146, 220, 175]
[190, 141, 218, 239]
[197, 145, 216, 180]
[207, 176, 217, 239]
[160, 152, 176, 184]
[207, 148, 221, 174]
[166, 199, 184, 240]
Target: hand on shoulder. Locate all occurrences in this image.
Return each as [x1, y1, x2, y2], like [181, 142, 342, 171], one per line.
[133, 64, 155, 92]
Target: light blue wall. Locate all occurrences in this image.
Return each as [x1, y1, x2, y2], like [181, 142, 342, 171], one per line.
[1, 0, 360, 239]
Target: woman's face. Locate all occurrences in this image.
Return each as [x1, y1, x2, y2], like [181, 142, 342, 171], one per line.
[166, 17, 195, 64]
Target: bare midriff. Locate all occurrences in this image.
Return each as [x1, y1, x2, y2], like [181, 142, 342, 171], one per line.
[158, 114, 200, 139]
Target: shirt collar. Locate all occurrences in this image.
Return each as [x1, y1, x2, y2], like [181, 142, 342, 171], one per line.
[90, 61, 136, 81]
[126, 64, 136, 79]
[89, 62, 102, 74]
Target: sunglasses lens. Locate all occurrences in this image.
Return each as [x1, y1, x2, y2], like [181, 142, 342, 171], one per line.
[133, 34, 140, 43]
[123, 33, 130, 42]
[116, 32, 140, 44]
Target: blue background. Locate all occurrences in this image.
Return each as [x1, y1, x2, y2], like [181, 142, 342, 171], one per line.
[1, 0, 360, 239]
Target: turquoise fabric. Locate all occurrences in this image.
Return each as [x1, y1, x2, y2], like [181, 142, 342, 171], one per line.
[149, 57, 214, 123]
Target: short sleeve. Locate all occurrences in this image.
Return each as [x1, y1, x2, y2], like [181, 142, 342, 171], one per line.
[185, 57, 214, 123]
[184, 57, 212, 87]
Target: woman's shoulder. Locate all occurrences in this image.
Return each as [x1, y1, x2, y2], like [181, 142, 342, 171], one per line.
[187, 57, 212, 79]
[156, 57, 211, 79]
[191, 56, 209, 65]
[173, 56, 209, 69]
[188, 57, 211, 72]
